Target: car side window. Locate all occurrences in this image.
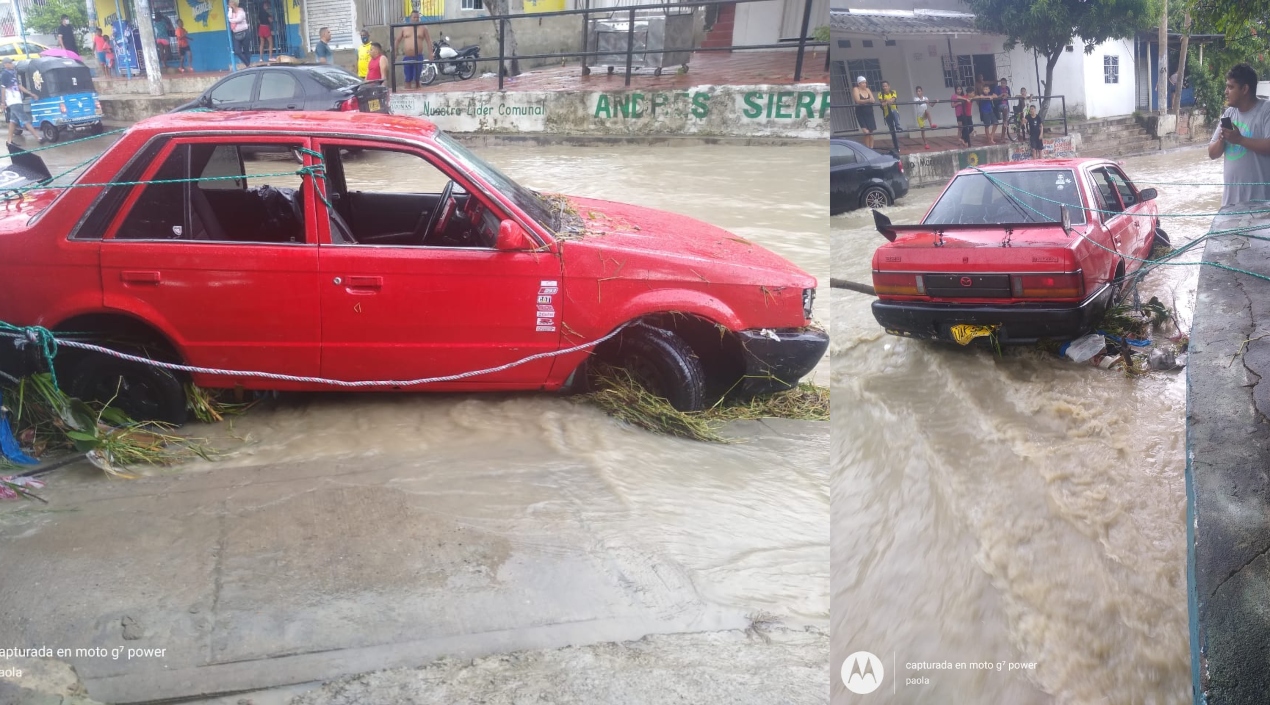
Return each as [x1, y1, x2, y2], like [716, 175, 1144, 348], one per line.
[830, 143, 857, 167]
[1105, 167, 1138, 208]
[1090, 168, 1123, 217]
[259, 71, 302, 101]
[209, 74, 256, 106]
[318, 145, 494, 249]
[113, 142, 309, 244]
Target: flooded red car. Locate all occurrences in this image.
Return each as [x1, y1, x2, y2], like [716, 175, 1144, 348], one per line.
[869, 159, 1166, 344]
[0, 112, 825, 423]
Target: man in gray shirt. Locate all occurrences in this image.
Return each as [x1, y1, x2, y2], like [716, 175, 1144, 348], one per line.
[1209, 63, 1270, 206]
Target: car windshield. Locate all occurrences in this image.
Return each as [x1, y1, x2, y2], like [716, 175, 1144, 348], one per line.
[435, 131, 563, 233]
[306, 67, 362, 90]
[923, 169, 1087, 225]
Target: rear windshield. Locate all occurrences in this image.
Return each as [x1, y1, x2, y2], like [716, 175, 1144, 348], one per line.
[42, 66, 94, 94]
[923, 169, 1087, 225]
[306, 67, 361, 90]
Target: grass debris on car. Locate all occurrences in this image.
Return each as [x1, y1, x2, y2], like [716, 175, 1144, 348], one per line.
[583, 365, 829, 443]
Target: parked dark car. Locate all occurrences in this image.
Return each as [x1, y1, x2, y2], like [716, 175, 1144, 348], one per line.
[831, 138, 908, 214]
[173, 65, 390, 114]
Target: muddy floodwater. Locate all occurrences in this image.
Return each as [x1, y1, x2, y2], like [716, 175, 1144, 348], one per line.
[0, 137, 828, 702]
[831, 147, 1218, 704]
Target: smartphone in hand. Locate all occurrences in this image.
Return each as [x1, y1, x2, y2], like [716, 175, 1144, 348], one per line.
[1221, 116, 1234, 130]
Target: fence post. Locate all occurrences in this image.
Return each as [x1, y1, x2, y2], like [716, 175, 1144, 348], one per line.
[498, 17, 505, 90]
[794, 0, 813, 82]
[580, 0, 590, 75]
[390, 25, 397, 93]
[624, 7, 635, 87]
[1062, 96, 1068, 135]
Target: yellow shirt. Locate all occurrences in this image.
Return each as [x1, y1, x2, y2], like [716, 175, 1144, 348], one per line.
[879, 90, 898, 117]
[357, 42, 372, 78]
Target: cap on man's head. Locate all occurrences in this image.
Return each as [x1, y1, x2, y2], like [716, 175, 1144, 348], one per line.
[856, 75, 866, 84]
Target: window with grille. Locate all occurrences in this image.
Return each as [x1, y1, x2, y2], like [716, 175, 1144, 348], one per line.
[942, 55, 973, 88]
[847, 59, 883, 94]
[1104, 55, 1119, 84]
[462, 0, 483, 9]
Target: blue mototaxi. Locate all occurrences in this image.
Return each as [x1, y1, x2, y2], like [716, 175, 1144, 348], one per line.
[15, 57, 104, 143]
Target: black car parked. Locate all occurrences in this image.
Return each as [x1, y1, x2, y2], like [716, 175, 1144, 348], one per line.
[831, 138, 909, 214]
[173, 65, 390, 114]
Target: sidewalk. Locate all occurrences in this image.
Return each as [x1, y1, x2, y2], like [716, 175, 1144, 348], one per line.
[1186, 208, 1270, 705]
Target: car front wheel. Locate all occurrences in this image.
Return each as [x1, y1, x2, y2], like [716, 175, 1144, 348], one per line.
[617, 327, 706, 412]
[40, 122, 58, 143]
[66, 354, 188, 426]
[860, 186, 890, 210]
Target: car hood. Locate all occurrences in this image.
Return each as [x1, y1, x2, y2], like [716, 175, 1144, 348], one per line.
[555, 196, 815, 288]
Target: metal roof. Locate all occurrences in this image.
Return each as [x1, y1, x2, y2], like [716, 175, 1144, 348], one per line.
[830, 9, 983, 36]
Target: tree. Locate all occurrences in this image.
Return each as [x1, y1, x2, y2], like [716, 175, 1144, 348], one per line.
[484, 0, 523, 78]
[23, 0, 88, 49]
[1193, 0, 1270, 33]
[964, 0, 1158, 120]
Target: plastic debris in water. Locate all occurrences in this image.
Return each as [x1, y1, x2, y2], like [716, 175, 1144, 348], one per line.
[1064, 333, 1106, 364]
[0, 475, 44, 500]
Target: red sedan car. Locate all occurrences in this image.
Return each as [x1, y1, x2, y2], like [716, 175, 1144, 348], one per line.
[0, 112, 825, 423]
[870, 159, 1167, 344]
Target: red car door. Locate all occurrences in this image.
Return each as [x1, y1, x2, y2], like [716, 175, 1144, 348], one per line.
[98, 137, 322, 384]
[1104, 165, 1153, 263]
[313, 140, 562, 389]
[1088, 167, 1135, 266]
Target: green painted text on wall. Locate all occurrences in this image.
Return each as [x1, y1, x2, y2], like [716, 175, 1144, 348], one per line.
[741, 91, 831, 119]
[594, 92, 711, 119]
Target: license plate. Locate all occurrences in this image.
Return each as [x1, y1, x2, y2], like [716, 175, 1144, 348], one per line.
[367, 99, 381, 112]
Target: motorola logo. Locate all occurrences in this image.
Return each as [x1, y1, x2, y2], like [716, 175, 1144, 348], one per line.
[841, 651, 885, 695]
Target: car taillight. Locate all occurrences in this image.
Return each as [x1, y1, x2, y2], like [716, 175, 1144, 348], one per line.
[339, 97, 358, 111]
[873, 272, 925, 296]
[94, 99, 101, 112]
[897, 159, 904, 173]
[1010, 272, 1083, 298]
[59, 103, 66, 113]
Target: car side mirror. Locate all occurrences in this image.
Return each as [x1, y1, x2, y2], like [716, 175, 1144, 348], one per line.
[872, 209, 896, 242]
[199, 94, 211, 107]
[1138, 187, 1158, 202]
[1060, 204, 1072, 236]
[496, 219, 533, 250]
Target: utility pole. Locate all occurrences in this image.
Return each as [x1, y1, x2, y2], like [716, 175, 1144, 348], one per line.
[1157, 0, 1172, 133]
[131, 0, 165, 95]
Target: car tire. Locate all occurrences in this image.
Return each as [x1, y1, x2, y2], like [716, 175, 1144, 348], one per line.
[90, 122, 104, 135]
[40, 122, 58, 143]
[860, 186, 890, 210]
[1151, 227, 1171, 249]
[617, 326, 706, 412]
[66, 353, 188, 426]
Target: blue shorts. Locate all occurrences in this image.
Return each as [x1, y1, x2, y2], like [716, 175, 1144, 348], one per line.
[6, 104, 28, 128]
[403, 55, 424, 83]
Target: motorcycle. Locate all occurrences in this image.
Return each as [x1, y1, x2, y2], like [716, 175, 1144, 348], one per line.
[420, 37, 479, 85]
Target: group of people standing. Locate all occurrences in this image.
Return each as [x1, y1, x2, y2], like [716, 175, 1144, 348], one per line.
[227, 0, 280, 69]
[851, 74, 1048, 157]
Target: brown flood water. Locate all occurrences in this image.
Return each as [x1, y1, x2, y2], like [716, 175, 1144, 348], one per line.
[831, 147, 1219, 704]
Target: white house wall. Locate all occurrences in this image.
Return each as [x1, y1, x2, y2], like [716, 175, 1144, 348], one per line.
[1080, 38, 1135, 118]
[734, 0, 786, 46]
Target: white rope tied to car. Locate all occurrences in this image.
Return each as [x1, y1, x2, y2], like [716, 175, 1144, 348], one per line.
[1, 322, 639, 389]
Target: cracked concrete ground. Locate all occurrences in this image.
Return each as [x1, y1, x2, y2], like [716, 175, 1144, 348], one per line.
[1187, 209, 1270, 704]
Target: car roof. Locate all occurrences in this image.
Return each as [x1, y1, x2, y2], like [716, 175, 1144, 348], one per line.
[956, 158, 1115, 175]
[223, 64, 357, 76]
[129, 111, 439, 140]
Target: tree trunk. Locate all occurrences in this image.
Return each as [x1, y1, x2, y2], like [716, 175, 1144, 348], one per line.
[1173, 8, 1192, 117]
[1038, 49, 1061, 122]
[485, 0, 521, 77]
[133, 0, 165, 95]
[1157, 0, 1168, 117]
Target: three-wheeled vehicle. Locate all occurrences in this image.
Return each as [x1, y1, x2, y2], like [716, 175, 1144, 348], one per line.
[16, 56, 104, 143]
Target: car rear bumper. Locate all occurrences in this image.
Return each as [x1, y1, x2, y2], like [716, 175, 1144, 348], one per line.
[871, 284, 1113, 344]
[892, 175, 910, 200]
[736, 327, 829, 395]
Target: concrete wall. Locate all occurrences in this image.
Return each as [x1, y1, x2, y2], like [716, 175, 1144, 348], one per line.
[389, 83, 829, 137]
[734, 0, 784, 46]
[897, 132, 1082, 187]
[1079, 38, 1134, 118]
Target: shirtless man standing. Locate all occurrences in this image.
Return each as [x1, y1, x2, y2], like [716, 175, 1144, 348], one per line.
[395, 10, 432, 89]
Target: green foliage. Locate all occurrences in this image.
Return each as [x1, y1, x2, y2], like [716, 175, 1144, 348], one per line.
[964, 0, 1158, 58]
[812, 25, 830, 43]
[1188, 51, 1224, 122]
[23, 0, 87, 48]
[1193, 0, 1270, 33]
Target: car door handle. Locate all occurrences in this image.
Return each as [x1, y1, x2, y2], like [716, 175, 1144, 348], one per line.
[121, 270, 160, 284]
[344, 276, 382, 289]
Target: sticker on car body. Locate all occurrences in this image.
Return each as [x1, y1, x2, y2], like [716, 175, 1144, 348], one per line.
[536, 281, 558, 332]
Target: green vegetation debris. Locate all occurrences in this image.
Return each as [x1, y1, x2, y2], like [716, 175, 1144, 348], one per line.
[185, 384, 254, 424]
[583, 365, 828, 443]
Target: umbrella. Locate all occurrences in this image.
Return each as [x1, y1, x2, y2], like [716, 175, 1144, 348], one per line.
[40, 48, 83, 61]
